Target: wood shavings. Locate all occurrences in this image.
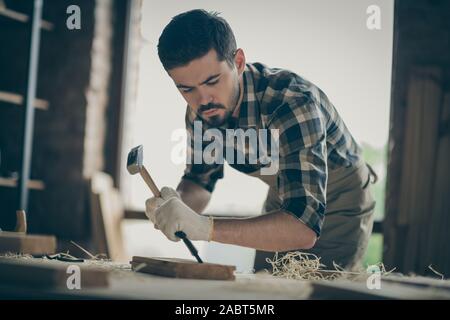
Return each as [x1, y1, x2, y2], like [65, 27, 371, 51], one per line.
[1, 240, 130, 273]
[0, 252, 34, 259]
[1, 250, 130, 273]
[68, 241, 130, 272]
[428, 265, 445, 280]
[266, 252, 336, 281]
[132, 262, 147, 272]
[70, 240, 97, 259]
[266, 251, 396, 282]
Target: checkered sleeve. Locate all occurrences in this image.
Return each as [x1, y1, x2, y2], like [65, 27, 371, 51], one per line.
[181, 107, 224, 192]
[268, 95, 327, 237]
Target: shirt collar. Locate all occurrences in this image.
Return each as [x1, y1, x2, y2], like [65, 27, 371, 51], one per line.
[232, 63, 260, 129]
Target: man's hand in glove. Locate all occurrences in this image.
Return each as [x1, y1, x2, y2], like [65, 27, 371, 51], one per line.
[145, 187, 213, 242]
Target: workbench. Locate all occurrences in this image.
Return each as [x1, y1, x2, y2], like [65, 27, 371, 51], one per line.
[1, 257, 450, 300]
[0, 257, 310, 299]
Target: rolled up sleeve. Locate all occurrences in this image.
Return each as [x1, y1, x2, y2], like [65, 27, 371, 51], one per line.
[269, 97, 327, 237]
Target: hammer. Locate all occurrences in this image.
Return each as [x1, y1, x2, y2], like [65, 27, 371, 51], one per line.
[126, 145, 203, 263]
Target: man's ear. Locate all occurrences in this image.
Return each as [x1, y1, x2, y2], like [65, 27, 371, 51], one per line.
[234, 48, 246, 75]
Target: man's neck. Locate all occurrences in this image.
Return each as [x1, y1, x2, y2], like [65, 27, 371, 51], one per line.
[232, 75, 244, 118]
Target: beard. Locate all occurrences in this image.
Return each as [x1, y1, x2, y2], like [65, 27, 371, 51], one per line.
[198, 103, 231, 127]
[198, 79, 241, 128]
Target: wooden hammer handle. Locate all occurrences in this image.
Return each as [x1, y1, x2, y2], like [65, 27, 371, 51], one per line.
[138, 166, 203, 263]
[139, 166, 161, 197]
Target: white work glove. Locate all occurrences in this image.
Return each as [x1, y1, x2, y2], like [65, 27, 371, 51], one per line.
[145, 187, 214, 242]
[145, 187, 180, 222]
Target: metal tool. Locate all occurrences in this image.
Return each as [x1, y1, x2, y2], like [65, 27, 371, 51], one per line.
[127, 145, 203, 263]
[45, 253, 84, 263]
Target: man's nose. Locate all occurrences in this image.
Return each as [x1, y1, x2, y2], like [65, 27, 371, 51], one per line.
[196, 88, 213, 106]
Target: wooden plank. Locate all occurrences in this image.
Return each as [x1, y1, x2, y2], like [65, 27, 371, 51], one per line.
[416, 69, 442, 270]
[396, 67, 424, 270]
[100, 188, 127, 261]
[0, 177, 45, 190]
[398, 67, 443, 272]
[429, 93, 450, 272]
[89, 172, 127, 262]
[89, 174, 110, 257]
[397, 69, 418, 225]
[0, 91, 49, 110]
[0, 231, 56, 255]
[0, 1, 53, 31]
[131, 256, 236, 281]
[124, 209, 147, 220]
[0, 258, 108, 288]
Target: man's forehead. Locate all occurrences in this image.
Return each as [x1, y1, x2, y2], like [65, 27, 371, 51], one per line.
[168, 50, 229, 87]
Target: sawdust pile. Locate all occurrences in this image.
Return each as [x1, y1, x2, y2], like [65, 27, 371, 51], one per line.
[0, 241, 131, 273]
[266, 251, 395, 282]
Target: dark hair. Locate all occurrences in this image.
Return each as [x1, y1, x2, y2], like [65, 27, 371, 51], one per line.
[157, 9, 237, 71]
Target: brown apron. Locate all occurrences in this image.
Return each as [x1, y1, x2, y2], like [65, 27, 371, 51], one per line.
[249, 159, 376, 271]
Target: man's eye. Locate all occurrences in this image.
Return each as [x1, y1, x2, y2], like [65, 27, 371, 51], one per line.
[206, 80, 219, 86]
[181, 88, 193, 93]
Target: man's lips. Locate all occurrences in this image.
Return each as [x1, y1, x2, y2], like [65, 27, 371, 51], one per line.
[202, 108, 219, 116]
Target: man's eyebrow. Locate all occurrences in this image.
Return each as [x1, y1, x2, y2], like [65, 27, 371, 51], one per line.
[176, 73, 221, 89]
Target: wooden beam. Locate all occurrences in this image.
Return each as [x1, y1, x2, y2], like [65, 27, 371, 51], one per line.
[124, 209, 146, 220]
[0, 231, 56, 254]
[0, 91, 49, 110]
[0, 2, 53, 31]
[0, 177, 45, 190]
[0, 257, 109, 288]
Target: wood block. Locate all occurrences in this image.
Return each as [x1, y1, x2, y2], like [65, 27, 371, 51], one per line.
[0, 232, 56, 255]
[131, 256, 236, 281]
[0, 258, 108, 288]
[89, 172, 127, 262]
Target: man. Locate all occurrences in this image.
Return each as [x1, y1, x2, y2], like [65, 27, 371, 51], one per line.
[146, 9, 376, 270]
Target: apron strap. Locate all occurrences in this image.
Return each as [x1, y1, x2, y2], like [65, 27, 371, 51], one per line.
[363, 162, 378, 188]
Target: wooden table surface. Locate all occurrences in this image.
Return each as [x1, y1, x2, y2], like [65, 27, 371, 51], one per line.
[0, 258, 312, 299]
[1, 258, 450, 300]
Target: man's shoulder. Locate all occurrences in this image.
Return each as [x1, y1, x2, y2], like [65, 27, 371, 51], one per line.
[249, 62, 314, 93]
[248, 62, 320, 119]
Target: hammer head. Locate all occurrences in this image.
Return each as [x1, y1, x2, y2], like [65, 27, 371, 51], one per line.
[127, 145, 144, 175]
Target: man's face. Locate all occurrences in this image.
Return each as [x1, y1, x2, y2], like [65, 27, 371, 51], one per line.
[168, 49, 240, 127]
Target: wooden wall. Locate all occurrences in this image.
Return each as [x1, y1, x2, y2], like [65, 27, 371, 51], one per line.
[0, 0, 127, 246]
[385, 0, 450, 276]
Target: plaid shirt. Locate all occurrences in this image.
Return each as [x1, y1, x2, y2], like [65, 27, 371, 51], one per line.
[182, 62, 362, 236]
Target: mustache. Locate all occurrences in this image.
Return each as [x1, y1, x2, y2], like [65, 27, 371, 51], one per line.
[198, 103, 226, 114]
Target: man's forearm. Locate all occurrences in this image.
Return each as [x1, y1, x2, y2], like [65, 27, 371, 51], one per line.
[176, 179, 211, 214]
[212, 211, 317, 252]
[175, 179, 317, 252]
